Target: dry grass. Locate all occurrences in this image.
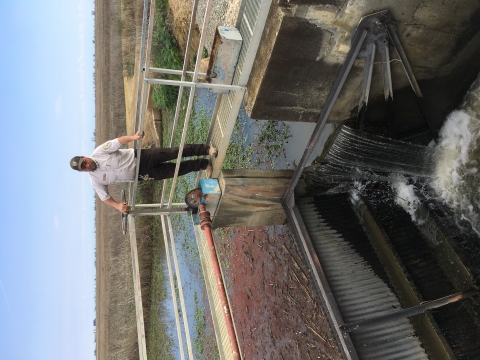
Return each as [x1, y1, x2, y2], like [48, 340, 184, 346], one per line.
[95, 0, 158, 359]
[95, 0, 177, 358]
[120, 0, 141, 76]
[167, 0, 200, 58]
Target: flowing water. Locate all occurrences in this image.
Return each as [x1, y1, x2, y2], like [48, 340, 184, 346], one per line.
[310, 75, 480, 236]
[324, 126, 437, 177]
[432, 76, 480, 236]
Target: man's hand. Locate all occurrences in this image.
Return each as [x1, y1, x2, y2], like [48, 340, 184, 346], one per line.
[104, 197, 131, 214]
[133, 130, 144, 140]
[118, 202, 131, 215]
[118, 131, 145, 145]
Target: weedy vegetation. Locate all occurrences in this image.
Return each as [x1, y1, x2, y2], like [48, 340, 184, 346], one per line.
[150, 0, 183, 110]
[111, 0, 293, 357]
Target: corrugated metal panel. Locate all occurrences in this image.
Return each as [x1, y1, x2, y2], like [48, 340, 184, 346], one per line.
[207, 0, 272, 177]
[297, 197, 429, 360]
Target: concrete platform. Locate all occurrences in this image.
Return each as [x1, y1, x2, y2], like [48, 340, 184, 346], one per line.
[245, 0, 480, 141]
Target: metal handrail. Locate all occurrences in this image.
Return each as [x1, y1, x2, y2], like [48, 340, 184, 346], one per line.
[159, 0, 202, 208]
[160, 216, 186, 360]
[121, 0, 269, 358]
[164, 0, 214, 208]
[148, 67, 206, 77]
[129, 0, 154, 207]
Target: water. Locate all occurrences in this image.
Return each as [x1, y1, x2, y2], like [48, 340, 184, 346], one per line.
[324, 126, 437, 177]
[432, 76, 480, 235]
[175, 82, 480, 355]
[309, 74, 480, 236]
[195, 87, 331, 169]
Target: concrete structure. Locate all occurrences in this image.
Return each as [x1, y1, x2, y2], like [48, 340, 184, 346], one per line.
[245, 0, 480, 141]
[211, 169, 301, 228]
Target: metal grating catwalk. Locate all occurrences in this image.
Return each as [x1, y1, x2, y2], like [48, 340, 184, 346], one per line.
[297, 195, 429, 360]
[366, 197, 480, 360]
[207, 0, 272, 177]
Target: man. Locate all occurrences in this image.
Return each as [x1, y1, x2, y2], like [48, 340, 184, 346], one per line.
[70, 131, 217, 214]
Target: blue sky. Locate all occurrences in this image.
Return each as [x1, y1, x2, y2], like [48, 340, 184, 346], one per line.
[0, 1, 96, 359]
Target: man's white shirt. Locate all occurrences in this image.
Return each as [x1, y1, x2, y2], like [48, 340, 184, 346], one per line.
[89, 139, 136, 201]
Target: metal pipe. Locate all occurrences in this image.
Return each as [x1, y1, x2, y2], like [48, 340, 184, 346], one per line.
[378, 38, 396, 138]
[379, 39, 393, 101]
[340, 289, 479, 333]
[127, 216, 148, 360]
[198, 204, 241, 360]
[160, 215, 186, 360]
[134, 202, 186, 208]
[385, 23, 423, 98]
[145, 77, 245, 91]
[129, 0, 157, 208]
[167, 215, 195, 359]
[132, 0, 151, 135]
[129, 208, 189, 216]
[357, 42, 375, 131]
[386, 22, 437, 139]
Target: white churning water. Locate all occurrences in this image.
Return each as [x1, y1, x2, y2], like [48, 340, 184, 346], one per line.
[432, 76, 480, 235]
[391, 177, 424, 224]
[306, 75, 480, 235]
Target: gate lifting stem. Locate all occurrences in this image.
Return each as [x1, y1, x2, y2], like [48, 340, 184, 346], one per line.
[340, 288, 479, 333]
[353, 10, 434, 138]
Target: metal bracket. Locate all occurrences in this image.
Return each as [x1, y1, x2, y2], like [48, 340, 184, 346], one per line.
[284, 9, 434, 202]
[353, 10, 435, 138]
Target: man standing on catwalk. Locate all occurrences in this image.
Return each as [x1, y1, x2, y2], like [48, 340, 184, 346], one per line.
[70, 131, 217, 214]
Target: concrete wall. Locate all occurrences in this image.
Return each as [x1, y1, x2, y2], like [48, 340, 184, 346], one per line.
[245, 0, 480, 139]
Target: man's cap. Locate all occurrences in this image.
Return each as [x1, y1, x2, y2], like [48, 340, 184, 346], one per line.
[70, 156, 84, 171]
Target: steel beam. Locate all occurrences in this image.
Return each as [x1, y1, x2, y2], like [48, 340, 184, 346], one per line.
[145, 77, 246, 91]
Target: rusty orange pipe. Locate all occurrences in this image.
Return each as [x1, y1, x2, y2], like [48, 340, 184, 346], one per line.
[198, 204, 241, 360]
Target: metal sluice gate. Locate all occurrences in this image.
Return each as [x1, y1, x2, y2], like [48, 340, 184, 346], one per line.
[283, 9, 480, 360]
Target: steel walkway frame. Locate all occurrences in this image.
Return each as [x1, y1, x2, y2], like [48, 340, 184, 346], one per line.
[119, 0, 272, 359]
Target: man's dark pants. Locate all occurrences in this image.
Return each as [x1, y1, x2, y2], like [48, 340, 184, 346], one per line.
[137, 144, 210, 180]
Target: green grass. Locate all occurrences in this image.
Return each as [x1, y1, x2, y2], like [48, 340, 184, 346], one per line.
[131, 182, 175, 359]
[150, 0, 182, 110]
[193, 290, 219, 359]
[145, 223, 175, 360]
